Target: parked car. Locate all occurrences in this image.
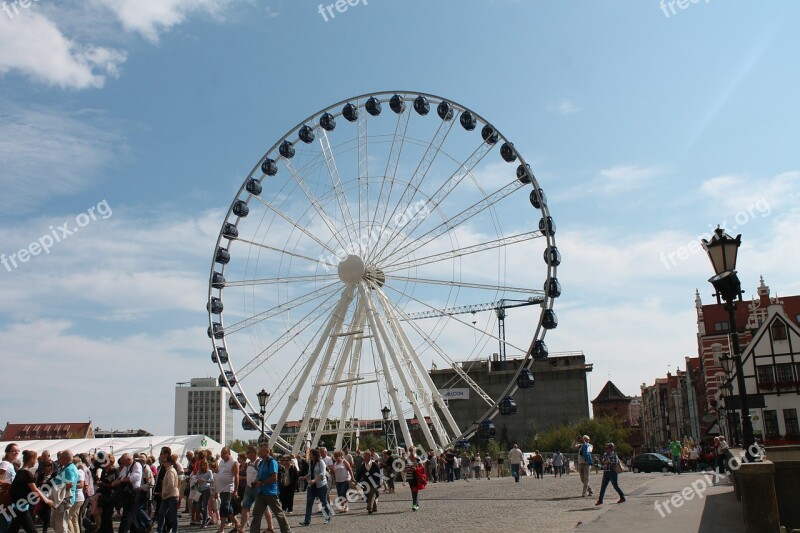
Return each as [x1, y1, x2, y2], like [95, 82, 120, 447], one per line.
[631, 453, 675, 473]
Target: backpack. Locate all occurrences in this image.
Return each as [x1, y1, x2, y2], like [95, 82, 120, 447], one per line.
[413, 466, 427, 490]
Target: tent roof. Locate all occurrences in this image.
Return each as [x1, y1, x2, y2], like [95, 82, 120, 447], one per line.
[0, 435, 228, 462]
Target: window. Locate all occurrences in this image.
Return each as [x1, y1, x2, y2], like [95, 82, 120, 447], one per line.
[771, 321, 788, 341]
[784, 409, 799, 436]
[764, 410, 780, 439]
[796, 314, 800, 325]
[714, 322, 730, 332]
[775, 363, 794, 384]
[757, 366, 775, 384]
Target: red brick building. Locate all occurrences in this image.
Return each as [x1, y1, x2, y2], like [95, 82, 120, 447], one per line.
[592, 381, 644, 454]
[1, 422, 95, 441]
[695, 277, 800, 443]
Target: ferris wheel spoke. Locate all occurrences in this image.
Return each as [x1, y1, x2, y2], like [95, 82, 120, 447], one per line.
[282, 158, 349, 250]
[223, 282, 340, 335]
[368, 117, 457, 265]
[383, 230, 542, 273]
[377, 285, 495, 413]
[372, 107, 411, 240]
[235, 292, 341, 380]
[316, 125, 356, 245]
[250, 195, 340, 256]
[357, 99, 369, 242]
[372, 138, 493, 265]
[380, 179, 523, 267]
[384, 274, 543, 297]
[233, 237, 336, 269]
[223, 273, 338, 288]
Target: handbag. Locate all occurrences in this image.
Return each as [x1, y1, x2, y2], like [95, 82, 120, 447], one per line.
[614, 461, 626, 474]
[191, 490, 201, 502]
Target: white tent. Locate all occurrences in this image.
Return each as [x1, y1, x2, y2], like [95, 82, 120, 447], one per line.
[0, 435, 229, 465]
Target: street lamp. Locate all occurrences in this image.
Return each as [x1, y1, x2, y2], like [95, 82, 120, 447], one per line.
[257, 388, 270, 443]
[702, 227, 756, 461]
[381, 406, 391, 450]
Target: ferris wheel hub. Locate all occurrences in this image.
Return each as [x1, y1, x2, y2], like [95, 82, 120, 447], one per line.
[337, 254, 366, 285]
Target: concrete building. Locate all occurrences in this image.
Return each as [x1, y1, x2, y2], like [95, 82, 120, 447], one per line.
[429, 352, 592, 446]
[175, 378, 234, 445]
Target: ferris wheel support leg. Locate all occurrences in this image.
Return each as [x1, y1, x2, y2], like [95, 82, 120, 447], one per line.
[374, 290, 446, 450]
[293, 287, 357, 454]
[360, 283, 414, 451]
[377, 291, 468, 440]
[335, 309, 366, 451]
[267, 284, 356, 451]
[312, 301, 365, 449]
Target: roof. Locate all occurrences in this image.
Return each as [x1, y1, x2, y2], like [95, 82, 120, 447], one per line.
[592, 381, 630, 403]
[2, 422, 94, 441]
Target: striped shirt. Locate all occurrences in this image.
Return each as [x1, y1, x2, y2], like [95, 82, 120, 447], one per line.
[601, 452, 619, 473]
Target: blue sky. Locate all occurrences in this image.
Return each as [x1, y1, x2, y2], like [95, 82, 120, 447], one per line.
[1, 0, 799, 439]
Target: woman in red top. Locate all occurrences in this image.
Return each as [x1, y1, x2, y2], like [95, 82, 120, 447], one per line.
[405, 453, 427, 512]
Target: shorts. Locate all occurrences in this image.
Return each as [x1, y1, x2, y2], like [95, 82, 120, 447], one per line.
[218, 492, 233, 517]
[241, 487, 257, 510]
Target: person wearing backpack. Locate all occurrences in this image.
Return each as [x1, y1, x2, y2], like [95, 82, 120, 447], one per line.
[573, 435, 594, 497]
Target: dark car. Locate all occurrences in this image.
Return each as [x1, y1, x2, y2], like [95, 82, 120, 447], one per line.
[631, 453, 674, 473]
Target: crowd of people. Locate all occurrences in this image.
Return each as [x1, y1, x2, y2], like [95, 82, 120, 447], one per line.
[0, 435, 629, 533]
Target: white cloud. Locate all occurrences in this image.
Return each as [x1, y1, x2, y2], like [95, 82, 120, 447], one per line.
[0, 10, 126, 89]
[0, 105, 124, 213]
[548, 98, 580, 115]
[93, 0, 231, 43]
[597, 164, 666, 194]
[698, 171, 800, 214]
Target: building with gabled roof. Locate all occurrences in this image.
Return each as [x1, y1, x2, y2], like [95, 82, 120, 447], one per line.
[1, 422, 95, 441]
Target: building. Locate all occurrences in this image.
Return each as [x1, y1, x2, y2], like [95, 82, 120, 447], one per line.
[93, 428, 153, 439]
[174, 378, 234, 445]
[1, 422, 95, 441]
[591, 381, 644, 454]
[696, 278, 800, 444]
[640, 366, 703, 452]
[429, 352, 592, 446]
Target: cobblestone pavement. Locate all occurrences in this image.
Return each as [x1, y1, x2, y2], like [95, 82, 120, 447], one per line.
[177, 471, 661, 533]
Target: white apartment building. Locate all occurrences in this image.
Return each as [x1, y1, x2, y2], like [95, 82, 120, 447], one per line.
[175, 377, 234, 445]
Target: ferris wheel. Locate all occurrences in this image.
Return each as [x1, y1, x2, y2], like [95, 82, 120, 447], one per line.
[207, 91, 560, 453]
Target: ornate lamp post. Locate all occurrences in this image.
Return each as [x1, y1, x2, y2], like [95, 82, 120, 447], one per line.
[702, 227, 756, 461]
[381, 406, 391, 450]
[257, 388, 270, 444]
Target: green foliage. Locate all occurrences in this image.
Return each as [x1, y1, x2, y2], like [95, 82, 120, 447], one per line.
[228, 439, 258, 454]
[530, 416, 633, 456]
[357, 434, 385, 452]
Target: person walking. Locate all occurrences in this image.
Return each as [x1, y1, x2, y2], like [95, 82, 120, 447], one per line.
[249, 445, 290, 533]
[7, 450, 54, 533]
[483, 455, 493, 480]
[551, 450, 564, 478]
[298, 449, 331, 527]
[508, 444, 524, 483]
[595, 443, 625, 506]
[277, 457, 297, 515]
[405, 455, 426, 512]
[194, 460, 214, 528]
[354, 451, 380, 515]
[574, 435, 594, 498]
[214, 448, 241, 533]
[669, 437, 682, 475]
[52, 451, 78, 533]
[331, 452, 353, 514]
[155, 456, 178, 533]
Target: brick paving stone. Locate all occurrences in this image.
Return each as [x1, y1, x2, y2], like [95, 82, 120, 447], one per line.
[174, 471, 660, 533]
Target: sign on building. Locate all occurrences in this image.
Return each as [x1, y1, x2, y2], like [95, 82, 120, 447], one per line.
[440, 388, 470, 400]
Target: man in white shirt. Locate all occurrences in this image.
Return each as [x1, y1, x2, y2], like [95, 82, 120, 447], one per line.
[508, 444, 524, 483]
[0, 444, 20, 533]
[215, 447, 241, 533]
[114, 453, 142, 533]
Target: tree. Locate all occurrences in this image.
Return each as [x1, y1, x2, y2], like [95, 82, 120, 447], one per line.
[531, 417, 633, 456]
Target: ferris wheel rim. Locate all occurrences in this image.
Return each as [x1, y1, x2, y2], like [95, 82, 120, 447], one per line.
[207, 90, 559, 449]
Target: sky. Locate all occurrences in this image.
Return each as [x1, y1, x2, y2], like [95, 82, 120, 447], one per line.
[1, 0, 799, 441]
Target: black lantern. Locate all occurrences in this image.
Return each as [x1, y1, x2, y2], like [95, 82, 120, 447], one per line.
[381, 406, 390, 421]
[257, 388, 270, 410]
[702, 226, 741, 276]
[719, 353, 733, 374]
